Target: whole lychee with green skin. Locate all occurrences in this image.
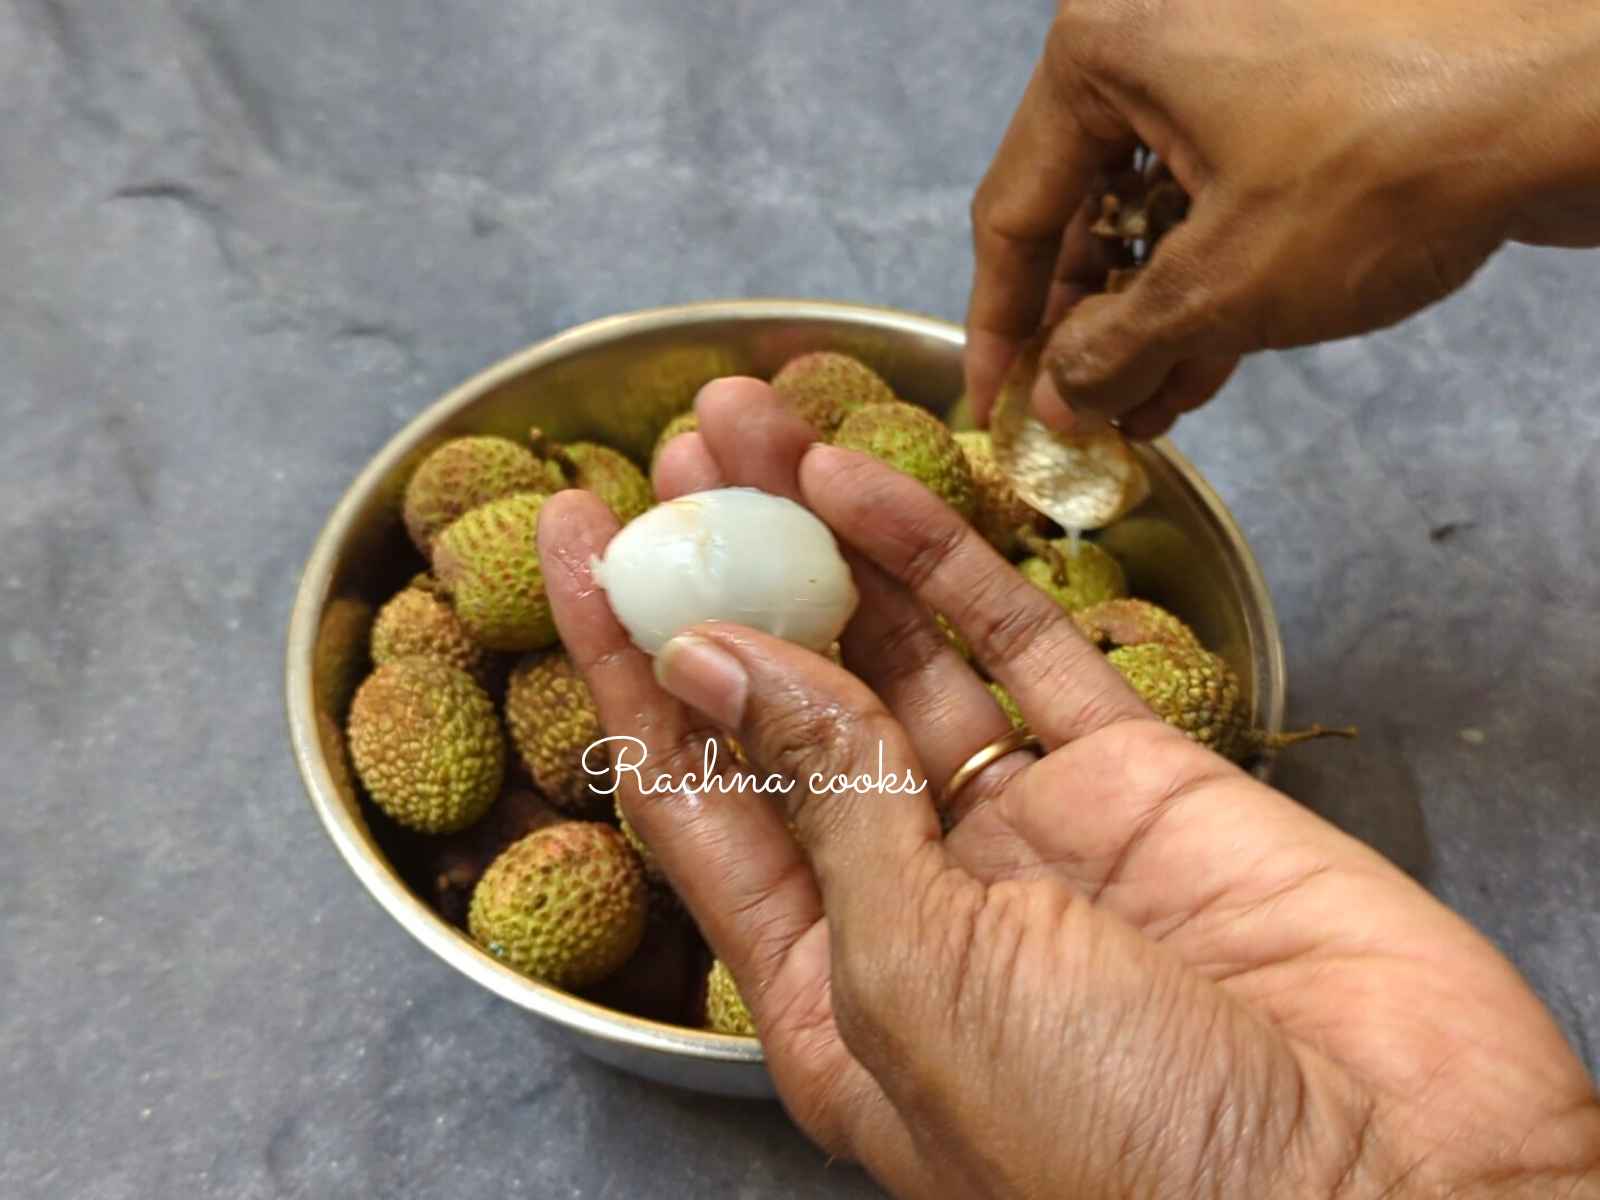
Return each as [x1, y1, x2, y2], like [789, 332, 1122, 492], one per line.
[528, 430, 653, 525]
[503, 649, 607, 817]
[468, 822, 647, 989]
[347, 657, 506, 834]
[1109, 641, 1358, 763]
[432, 493, 556, 652]
[954, 430, 1049, 557]
[371, 586, 502, 689]
[705, 959, 756, 1037]
[771, 351, 897, 435]
[1072, 598, 1202, 653]
[403, 436, 562, 556]
[988, 682, 1025, 731]
[832, 401, 978, 521]
[1018, 538, 1128, 612]
[650, 411, 700, 475]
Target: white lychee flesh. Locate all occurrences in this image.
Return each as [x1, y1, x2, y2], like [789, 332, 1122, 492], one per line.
[591, 487, 858, 655]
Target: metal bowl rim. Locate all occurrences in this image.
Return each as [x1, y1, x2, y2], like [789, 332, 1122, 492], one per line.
[285, 297, 1285, 1068]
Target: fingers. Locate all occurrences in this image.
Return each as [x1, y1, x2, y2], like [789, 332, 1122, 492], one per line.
[543, 490, 946, 1177]
[966, 41, 1131, 423]
[694, 376, 818, 502]
[1042, 187, 1132, 329]
[691, 378, 1024, 812]
[651, 430, 724, 499]
[654, 625, 949, 941]
[1026, 192, 1136, 434]
[1115, 352, 1240, 441]
[840, 561, 1026, 819]
[798, 445, 1150, 746]
[537, 491, 819, 990]
[653, 371, 814, 502]
[1037, 205, 1250, 423]
[653, 625, 987, 1120]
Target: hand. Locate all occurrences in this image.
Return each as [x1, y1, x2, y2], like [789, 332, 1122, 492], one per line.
[966, 0, 1600, 438]
[539, 380, 1600, 1199]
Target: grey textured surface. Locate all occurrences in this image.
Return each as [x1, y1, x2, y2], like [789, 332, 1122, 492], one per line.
[2, 0, 1596, 1196]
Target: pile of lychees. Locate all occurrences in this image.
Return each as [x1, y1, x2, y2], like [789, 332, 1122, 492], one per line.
[326, 350, 1341, 1036]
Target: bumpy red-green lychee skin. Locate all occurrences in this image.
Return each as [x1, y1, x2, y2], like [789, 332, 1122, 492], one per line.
[1072, 598, 1202, 653]
[432, 492, 556, 653]
[1108, 642, 1248, 761]
[561, 442, 653, 524]
[771, 351, 897, 435]
[503, 649, 606, 818]
[346, 657, 506, 834]
[1017, 540, 1128, 612]
[402, 436, 562, 556]
[370, 586, 501, 688]
[705, 959, 756, 1037]
[468, 822, 647, 990]
[832, 401, 978, 520]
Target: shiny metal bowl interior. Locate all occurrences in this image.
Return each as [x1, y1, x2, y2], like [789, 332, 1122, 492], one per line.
[286, 299, 1286, 1099]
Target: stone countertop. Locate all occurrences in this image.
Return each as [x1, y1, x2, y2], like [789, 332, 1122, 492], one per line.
[2, 1, 1595, 1196]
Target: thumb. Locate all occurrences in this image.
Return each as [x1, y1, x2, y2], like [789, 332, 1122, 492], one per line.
[1036, 204, 1254, 423]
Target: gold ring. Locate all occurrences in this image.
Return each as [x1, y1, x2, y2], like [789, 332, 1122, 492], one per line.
[942, 727, 1043, 808]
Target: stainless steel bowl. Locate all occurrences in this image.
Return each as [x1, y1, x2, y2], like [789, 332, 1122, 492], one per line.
[286, 299, 1286, 1099]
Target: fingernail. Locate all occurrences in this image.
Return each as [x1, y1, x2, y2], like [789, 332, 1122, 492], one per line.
[654, 635, 748, 727]
[1031, 369, 1076, 433]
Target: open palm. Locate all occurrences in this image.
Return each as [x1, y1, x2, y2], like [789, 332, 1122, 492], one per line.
[538, 380, 1599, 1198]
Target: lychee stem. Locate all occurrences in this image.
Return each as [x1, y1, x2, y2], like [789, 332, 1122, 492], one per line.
[1258, 724, 1359, 750]
[528, 426, 579, 481]
[1020, 530, 1073, 586]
